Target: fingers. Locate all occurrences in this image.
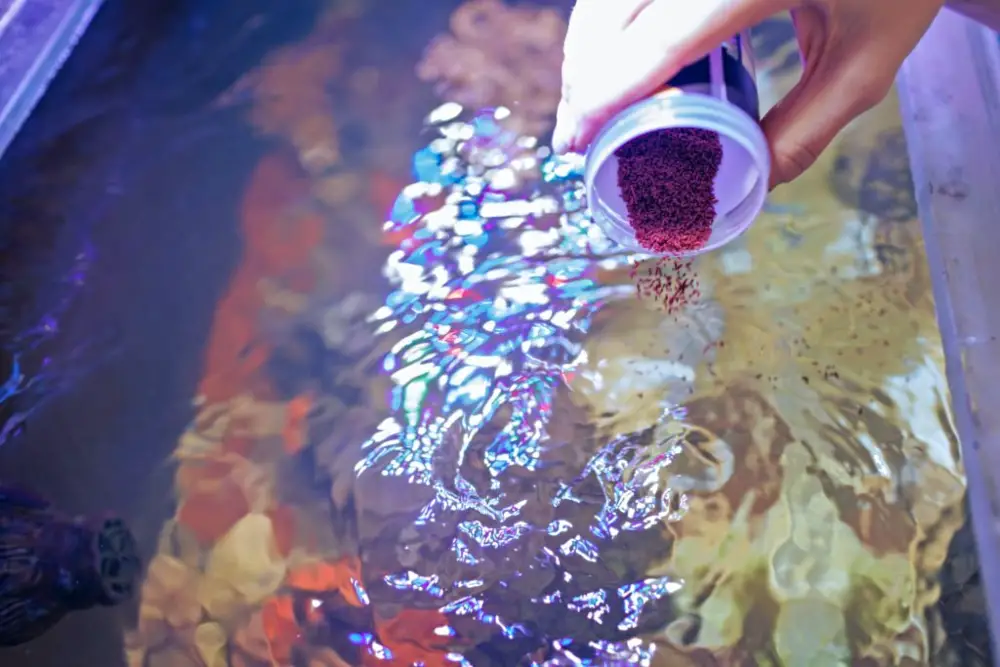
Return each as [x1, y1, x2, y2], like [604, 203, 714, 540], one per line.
[555, 0, 656, 153]
[553, 100, 574, 154]
[555, 0, 793, 154]
[762, 8, 895, 187]
[563, 0, 654, 57]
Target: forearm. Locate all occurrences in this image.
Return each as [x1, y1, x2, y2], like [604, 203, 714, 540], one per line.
[948, 0, 1000, 31]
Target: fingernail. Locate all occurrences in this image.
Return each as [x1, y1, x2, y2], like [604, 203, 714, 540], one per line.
[552, 122, 572, 154]
[552, 99, 576, 154]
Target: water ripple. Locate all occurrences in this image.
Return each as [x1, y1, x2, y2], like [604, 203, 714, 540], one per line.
[353, 106, 682, 657]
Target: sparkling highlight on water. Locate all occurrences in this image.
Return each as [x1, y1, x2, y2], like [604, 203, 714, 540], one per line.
[355, 105, 689, 659]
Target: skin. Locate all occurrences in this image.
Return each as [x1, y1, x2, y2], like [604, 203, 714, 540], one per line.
[553, 0, 1000, 189]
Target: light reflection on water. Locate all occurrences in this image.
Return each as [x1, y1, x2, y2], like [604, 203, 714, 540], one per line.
[0, 238, 98, 447]
[360, 108, 612, 486]
[354, 106, 686, 658]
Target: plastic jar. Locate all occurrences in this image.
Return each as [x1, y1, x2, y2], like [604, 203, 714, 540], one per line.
[584, 33, 770, 256]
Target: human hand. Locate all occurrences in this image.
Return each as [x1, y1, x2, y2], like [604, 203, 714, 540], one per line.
[553, 0, 945, 188]
[949, 0, 1000, 31]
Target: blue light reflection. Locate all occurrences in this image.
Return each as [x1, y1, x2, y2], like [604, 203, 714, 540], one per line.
[356, 107, 686, 660]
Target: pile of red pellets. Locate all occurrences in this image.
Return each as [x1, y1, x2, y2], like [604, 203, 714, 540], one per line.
[615, 128, 724, 254]
[616, 127, 723, 314]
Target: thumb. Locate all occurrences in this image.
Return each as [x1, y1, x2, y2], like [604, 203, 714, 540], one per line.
[761, 9, 894, 188]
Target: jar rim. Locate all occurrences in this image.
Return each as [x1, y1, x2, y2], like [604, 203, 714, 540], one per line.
[583, 91, 771, 258]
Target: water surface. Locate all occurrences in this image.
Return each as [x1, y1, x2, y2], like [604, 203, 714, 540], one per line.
[0, 1, 990, 666]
